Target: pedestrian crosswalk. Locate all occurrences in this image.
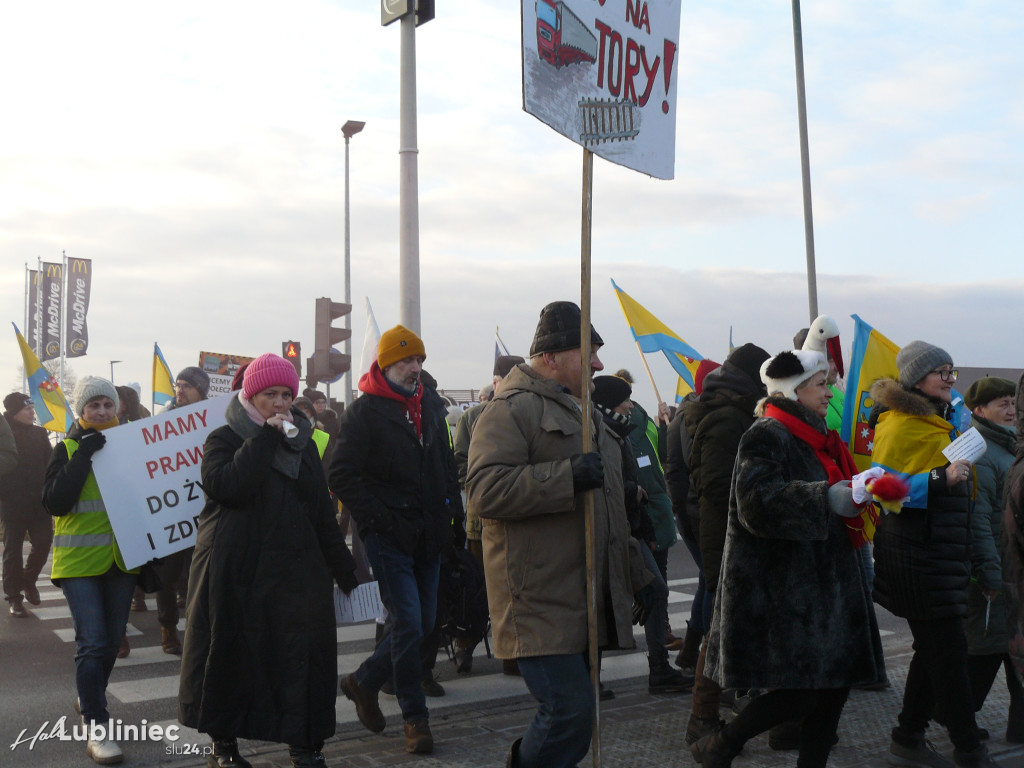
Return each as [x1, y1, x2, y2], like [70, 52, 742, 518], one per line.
[21, 568, 894, 752]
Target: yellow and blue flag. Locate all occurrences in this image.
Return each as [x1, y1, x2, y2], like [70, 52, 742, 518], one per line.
[12, 323, 74, 432]
[153, 342, 174, 406]
[840, 315, 901, 471]
[611, 280, 704, 400]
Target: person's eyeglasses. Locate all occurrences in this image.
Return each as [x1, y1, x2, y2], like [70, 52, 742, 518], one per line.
[931, 368, 958, 382]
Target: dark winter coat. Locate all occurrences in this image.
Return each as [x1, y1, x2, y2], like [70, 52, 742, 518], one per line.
[869, 379, 972, 620]
[664, 395, 699, 544]
[684, 364, 764, 592]
[178, 396, 357, 746]
[1002, 371, 1024, 675]
[627, 404, 676, 551]
[0, 418, 52, 524]
[704, 397, 885, 690]
[328, 381, 462, 560]
[0, 416, 17, 478]
[599, 409, 656, 545]
[965, 415, 1015, 655]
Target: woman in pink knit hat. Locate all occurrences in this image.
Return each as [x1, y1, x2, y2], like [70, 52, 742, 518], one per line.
[178, 353, 359, 768]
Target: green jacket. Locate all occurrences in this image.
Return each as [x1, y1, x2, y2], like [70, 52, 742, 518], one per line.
[627, 404, 676, 551]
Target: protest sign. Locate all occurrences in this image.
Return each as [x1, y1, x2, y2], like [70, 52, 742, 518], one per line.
[198, 351, 254, 396]
[91, 395, 231, 569]
[522, 0, 682, 179]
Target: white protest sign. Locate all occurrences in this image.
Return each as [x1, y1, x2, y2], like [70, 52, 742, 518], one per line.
[91, 394, 232, 569]
[522, 0, 682, 179]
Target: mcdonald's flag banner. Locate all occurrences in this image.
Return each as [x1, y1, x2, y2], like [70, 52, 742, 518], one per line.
[153, 342, 175, 406]
[65, 257, 92, 358]
[611, 279, 703, 400]
[40, 262, 63, 362]
[12, 323, 74, 433]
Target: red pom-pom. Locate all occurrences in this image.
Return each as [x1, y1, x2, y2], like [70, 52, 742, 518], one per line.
[866, 473, 909, 501]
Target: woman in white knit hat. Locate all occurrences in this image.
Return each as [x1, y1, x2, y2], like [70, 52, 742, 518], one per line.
[43, 376, 136, 765]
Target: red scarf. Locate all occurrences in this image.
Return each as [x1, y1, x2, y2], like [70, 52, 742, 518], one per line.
[764, 403, 869, 548]
[359, 361, 424, 438]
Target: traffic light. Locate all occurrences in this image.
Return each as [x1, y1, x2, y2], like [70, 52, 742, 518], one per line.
[309, 297, 352, 383]
[282, 341, 301, 377]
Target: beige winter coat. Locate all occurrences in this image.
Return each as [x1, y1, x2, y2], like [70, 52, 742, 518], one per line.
[466, 364, 642, 659]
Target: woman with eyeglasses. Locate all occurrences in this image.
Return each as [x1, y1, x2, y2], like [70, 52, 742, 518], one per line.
[869, 342, 1003, 768]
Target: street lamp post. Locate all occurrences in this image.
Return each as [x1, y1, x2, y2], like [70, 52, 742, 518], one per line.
[110, 360, 122, 385]
[342, 120, 365, 408]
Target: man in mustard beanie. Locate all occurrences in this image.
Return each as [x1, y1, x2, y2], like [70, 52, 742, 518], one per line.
[330, 324, 464, 755]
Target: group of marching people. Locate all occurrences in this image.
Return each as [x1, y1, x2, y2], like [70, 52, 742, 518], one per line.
[6, 302, 1024, 768]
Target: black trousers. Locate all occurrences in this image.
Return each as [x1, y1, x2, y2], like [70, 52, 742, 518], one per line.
[1, 514, 53, 601]
[967, 653, 1024, 711]
[154, 547, 193, 628]
[897, 616, 980, 752]
[724, 687, 850, 768]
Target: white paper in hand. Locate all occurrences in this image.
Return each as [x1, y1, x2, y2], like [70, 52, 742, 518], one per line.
[942, 427, 987, 465]
[335, 581, 384, 624]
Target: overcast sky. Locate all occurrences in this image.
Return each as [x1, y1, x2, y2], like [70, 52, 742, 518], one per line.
[2, 0, 1021, 413]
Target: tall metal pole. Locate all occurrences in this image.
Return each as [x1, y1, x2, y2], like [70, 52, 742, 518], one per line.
[342, 120, 365, 408]
[399, 14, 421, 335]
[791, 0, 819, 322]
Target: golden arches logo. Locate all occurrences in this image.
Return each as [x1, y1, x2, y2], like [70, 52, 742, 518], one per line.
[70, 259, 90, 274]
[45, 264, 62, 278]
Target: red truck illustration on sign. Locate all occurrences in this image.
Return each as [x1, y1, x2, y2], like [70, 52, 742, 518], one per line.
[536, 0, 598, 67]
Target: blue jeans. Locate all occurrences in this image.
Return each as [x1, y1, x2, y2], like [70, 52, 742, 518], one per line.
[356, 533, 439, 723]
[517, 653, 594, 768]
[639, 544, 670, 667]
[60, 566, 137, 725]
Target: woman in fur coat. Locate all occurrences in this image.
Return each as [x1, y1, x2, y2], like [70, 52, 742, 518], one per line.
[694, 350, 885, 768]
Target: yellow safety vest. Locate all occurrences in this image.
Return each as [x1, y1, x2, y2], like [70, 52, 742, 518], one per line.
[312, 428, 329, 459]
[50, 438, 137, 580]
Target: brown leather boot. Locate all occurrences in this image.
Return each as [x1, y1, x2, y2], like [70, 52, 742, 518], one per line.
[404, 720, 433, 754]
[117, 634, 131, 659]
[161, 626, 182, 655]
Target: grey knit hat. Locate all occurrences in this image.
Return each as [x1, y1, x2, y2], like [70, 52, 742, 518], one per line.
[176, 366, 211, 399]
[896, 341, 953, 388]
[74, 376, 119, 415]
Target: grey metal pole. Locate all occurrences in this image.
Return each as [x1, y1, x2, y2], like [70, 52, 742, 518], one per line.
[399, 14, 421, 335]
[791, 0, 819, 322]
[344, 133, 353, 407]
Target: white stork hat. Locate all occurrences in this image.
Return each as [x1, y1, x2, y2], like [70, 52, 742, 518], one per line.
[760, 350, 829, 401]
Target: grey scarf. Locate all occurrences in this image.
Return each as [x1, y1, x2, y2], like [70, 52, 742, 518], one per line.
[224, 394, 312, 479]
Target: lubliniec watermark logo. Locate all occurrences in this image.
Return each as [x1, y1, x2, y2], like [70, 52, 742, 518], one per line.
[9, 717, 210, 756]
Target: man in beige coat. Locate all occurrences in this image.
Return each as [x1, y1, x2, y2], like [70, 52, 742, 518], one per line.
[467, 301, 641, 768]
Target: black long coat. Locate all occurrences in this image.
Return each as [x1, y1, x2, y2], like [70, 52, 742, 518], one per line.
[1, 418, 53, 524]
[178, 404, 356, 746]
[704, 397, 886, 690]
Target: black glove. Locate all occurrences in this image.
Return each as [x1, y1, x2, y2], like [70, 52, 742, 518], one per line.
[570, 452, 604, 493]
[76, 430, 107, 458]
[337, 568, 359, 596]
[632, 583, 657, 626]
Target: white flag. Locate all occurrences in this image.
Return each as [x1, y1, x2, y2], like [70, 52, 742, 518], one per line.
[358, 297, 381, 377]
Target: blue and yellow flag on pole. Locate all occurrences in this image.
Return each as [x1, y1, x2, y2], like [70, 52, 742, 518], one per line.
[12, 323, 74, 432]
[841, 315, 902, 472]
[153, 342, 174, 407]
[611, 280, 704, 400]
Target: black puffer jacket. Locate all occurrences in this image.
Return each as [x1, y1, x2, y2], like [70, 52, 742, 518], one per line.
[684, 364, 764, 592]
[664, 394, 699, 544]
[869, 379, 971, 620]
[328, 379, 462, 559]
